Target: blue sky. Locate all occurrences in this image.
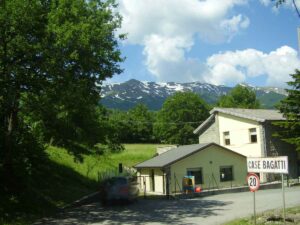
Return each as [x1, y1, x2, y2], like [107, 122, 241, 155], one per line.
[108, 0, 300, 87]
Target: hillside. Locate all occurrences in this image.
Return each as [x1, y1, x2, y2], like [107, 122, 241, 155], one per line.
[0, 144, 159, 225]
[101, 79, 286, 110]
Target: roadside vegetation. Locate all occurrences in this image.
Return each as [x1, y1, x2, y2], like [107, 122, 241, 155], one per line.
[1, 0, 299, 225]
[0, 144, 159, 225]
[224, 205, 300, 225]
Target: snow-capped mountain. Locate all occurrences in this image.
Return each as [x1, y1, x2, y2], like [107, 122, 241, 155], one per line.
[101, 79, 286, 110]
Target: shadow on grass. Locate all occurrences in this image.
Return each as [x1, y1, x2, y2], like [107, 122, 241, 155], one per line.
[34, 198, 233, 225]
[0, 157, 98, 225]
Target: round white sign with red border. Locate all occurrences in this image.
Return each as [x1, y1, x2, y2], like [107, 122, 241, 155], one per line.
[247, 173, 260, 192]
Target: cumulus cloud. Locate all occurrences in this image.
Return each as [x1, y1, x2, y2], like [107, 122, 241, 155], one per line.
[260, 0, 300, 12]
[204, 46, 300, 87]
[259, 0, 270, 6]
[117, 0, 300, 87]
[118, 0, 249, 81]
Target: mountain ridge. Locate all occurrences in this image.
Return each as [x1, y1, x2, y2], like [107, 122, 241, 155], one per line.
[100, 79, 286, 110]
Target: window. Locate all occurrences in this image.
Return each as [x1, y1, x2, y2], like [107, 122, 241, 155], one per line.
[187, 168, 203, 184]
[220, 166, 233, 182]
[223, 131, 230, 145]
[249, 128, 257, 143]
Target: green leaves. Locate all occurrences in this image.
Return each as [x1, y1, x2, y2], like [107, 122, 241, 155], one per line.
[217, 85, 260, 109]
[276, 69, 300, 151]
[0, 0, 124, 193]
[154, 92, 210, 145]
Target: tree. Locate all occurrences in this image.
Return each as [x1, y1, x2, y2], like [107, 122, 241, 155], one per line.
[273, 0, 300, 18]
[128, 104, 155, 143]
[108, 104, 156, 143]
[217, 85, 260, 109]
[154, 92, 210, 145]
[0, 0, 123, 192]
[275, 69, 300, 151]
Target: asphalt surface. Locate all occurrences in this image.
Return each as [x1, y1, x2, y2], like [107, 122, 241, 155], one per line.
[34, 186, 300, 225]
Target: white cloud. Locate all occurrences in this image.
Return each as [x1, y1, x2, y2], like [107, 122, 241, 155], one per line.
[205, 46, 300, 87]
[118, 0, 249, 82]
[205, 62, 246, 85]
[259, 0, 270, 6]
[261, 0, 300, 12]
[118, 0, 248, 44]
[220, 14, 250, 41]
[117, 0, 300, 87]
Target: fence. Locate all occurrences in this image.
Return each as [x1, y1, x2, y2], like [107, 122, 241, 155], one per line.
[136, 171, 288, 198]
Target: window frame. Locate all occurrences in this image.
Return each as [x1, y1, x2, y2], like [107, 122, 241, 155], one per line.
[249, 128, 257, 143]
[223, 131, 231, 146]
[187, 167, 203, 185]
[219, 166, 234, 182]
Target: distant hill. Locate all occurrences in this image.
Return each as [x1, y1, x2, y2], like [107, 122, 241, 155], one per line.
[100, 79, 286, 110]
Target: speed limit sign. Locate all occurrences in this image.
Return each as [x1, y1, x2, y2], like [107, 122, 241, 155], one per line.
[247, 173, 260, 192]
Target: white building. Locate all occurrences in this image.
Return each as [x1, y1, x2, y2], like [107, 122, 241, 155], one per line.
[193, 108, 300, 182]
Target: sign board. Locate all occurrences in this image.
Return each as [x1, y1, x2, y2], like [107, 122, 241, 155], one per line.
[247, 156, 288, 174]
[247, 173, 260, 192]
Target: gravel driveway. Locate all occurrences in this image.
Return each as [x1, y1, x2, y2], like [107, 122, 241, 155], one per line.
[34, 186, 300, 225]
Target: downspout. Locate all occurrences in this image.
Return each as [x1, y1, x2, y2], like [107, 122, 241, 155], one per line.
[260, 122, 268, 157]
[260, 122, 268, 182]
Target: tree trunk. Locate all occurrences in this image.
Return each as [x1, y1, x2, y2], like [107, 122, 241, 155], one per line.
[2, 94, 20, 193]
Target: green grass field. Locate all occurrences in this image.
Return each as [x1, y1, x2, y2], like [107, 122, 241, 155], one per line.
[0, 144, 161, 225]
[47, 143, 161, 181]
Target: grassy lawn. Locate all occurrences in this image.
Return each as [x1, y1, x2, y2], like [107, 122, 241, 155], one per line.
[0, 143, 162, 225]
[224, 205, 300, 225]
[47, 143, 162, 181]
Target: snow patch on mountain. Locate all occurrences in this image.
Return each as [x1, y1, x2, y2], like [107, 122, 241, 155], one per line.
[100, 79, 287, 110]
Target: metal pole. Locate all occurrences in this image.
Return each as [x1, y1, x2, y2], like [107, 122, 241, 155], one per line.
[253, 191, 256, 225]
[282, 174, 286, 224]
[174, 173, 176, 195]
[143, 176, 146, 199]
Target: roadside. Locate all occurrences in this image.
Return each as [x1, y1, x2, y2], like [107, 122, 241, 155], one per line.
[33, 186, 300, 225]
[0, 144, 159, 225]
[225, 205, 300, 225]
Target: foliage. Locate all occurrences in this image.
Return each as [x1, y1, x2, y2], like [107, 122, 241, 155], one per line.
[217, 85, 260, 109]
[0, 148, 97, 225]
[275, 69, 300, 151]
[272, 0, 300, 18]
[0, 143, 162, 225]
[108, 104, 157, 143]
[0, 0, 123, 200]
[128, 104, 156, 142]
[154, 92, 210, 145]
[256, 91, 285, 109]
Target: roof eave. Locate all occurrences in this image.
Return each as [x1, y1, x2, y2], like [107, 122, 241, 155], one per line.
[193, 114, 215, 134]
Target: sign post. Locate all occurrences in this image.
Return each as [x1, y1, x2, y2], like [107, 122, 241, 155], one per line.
[282, 174, 286, 225]
[247, 156, 289, 224]
[247, 173, 260, 225]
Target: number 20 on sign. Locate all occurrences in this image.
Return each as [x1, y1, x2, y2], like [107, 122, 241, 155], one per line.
[247, 173, 260, 192]
[247, 173, 260, 225]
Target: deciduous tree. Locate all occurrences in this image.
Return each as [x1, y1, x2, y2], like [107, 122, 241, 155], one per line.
[0, 0, 123, 191]
[154, 92, 210, 145]
[217, 85, 260, 109]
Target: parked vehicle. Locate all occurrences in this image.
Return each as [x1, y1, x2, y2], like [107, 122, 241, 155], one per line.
[100, 176, 139, 205]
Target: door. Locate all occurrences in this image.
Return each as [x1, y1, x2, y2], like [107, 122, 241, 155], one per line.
[150, 169, 155, 192]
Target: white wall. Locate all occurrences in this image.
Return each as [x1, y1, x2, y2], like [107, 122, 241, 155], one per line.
[217, 113, 264, 158]
[138, 168, 164, 194]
